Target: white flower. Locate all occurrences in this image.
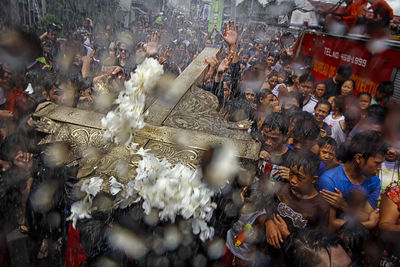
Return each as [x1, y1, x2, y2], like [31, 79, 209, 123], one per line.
[68, 200, 92, 228]
[102, 58, 163, 147]
[109, 176, 124, 195]
[130, 153, 217, 241]
[25, 83, 34, 94]
[136, 147, 151, 157]
[81, 176, 103, 199]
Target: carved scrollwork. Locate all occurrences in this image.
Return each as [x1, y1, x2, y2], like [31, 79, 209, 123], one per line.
[145, 140, 201, 170]
[163, 86, 251, 140]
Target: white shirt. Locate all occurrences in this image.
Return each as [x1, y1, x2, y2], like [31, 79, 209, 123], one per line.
[302, 96, 318, 114]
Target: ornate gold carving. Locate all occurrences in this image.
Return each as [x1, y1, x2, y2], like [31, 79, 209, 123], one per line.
[144, 140, 202, 170]
[163, 86, 252, 140]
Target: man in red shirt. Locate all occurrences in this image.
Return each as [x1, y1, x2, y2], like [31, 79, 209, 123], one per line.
[368, 0, 394, 27]
[342, 0, 369, 29]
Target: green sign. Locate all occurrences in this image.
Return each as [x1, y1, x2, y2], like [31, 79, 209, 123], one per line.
[208, 0, 224, 34]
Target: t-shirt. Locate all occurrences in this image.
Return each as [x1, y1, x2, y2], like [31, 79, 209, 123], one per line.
[302, 96, 318, 114]
[323, 77, 341, 99]
[316, 165, 381, 209]
[226, 210, 267, 261]
[324, 114, 345, 144]
[275, 182, 330, 233]
[321, 122, 332, 137]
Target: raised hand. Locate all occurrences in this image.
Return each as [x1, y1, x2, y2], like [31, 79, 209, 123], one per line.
[13, 150, 33, 170]
[222, 21, 238, 46]
[146, 31, 160, 57]
[217, 52, 234, 73]
[205, 56, 218, 68]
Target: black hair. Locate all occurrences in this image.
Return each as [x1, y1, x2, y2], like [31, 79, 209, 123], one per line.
[261, 112, 289, 135]
[357, 92, 371, 100]
[284, 228, 345, 267]
[318, 137, 337, 152]
[257, 89, 273, 102]
[333, 95, 346, 114]
[337, 221, 369, 264]
[314, 81, 326, 88]
[267, 51, 280, 59]
[42, 72, 58, 93]
[299, 73, 316, 85]
[342, 79, 356, 89]
[315, 100, 332, 113]
[267, 70, 279, 79]
[376, 81, 394, 97]
[292, 112, 320, 141]
[288, 91, 304, 108]
[337, 64, 354, 79]
[223, 75, 232, 89]
[365, 104, 387, 125]
[287, 150, 321, 177]
[343, 131, 387, 162]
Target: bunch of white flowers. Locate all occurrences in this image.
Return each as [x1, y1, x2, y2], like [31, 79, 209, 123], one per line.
[68, 176, 103, 228]
[101, 58, 164, 148]
[131, 149, 217, 242]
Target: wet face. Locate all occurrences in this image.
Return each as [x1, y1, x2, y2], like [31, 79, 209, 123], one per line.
[341, 80, 354, 96]
[359, 153, 384, 177]
[46, 82, 77, 107]
[315, 84, 326, 99]
[268, 75, 278, 89]
[292, 74, 300, 86]
[266, 56, 276, 67]
[289, 165, 317, 197]
[244, 88, 256, 103]
[262, 127, 285, 152]
[119, 43, 128, 58]
[314, 104, 330, 123]
[293, 136, 315, 151]
[270, 95, 279, 107]
[319, 145, 336, 165]
[223, 83, 232, 99]
[358, 94, 371, 111]
[48, 30, 57, 41]
[300, 81, 313, 97]
[241, 53, 249, 63]
[385, 147, 397, 162]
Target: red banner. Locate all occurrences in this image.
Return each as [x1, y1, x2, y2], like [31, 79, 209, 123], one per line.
[297, 32, 400, 95]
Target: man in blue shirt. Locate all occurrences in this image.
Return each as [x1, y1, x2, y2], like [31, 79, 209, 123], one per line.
[317, 131, 386, 231]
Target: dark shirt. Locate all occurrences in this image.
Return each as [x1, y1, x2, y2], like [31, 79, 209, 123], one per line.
[323, 77, 341, 99]
[275, 182, 330, 233]
[322, 122, 332, 137]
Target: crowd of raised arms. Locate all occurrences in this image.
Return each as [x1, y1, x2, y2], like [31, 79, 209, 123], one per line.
[0, 2, 400, 266]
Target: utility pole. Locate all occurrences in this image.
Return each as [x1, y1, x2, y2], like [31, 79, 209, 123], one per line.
[41, 0, 46, 16]
[249, 0, 254, 24]
[231, 0, 236, 21]
[27, 0, 32, 27]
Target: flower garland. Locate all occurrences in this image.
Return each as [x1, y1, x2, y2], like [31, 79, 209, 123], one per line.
[101, 58, 164, 149]
[70, 57, 218, 242]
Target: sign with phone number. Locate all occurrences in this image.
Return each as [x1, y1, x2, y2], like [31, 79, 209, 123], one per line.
[323, 47, 367, 68]
[340, 53, 367, 68]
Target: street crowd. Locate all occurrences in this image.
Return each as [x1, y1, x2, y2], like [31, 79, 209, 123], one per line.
[0, 1, 400, 266]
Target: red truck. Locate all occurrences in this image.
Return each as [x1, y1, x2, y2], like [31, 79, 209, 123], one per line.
[293, 30, 400, 101]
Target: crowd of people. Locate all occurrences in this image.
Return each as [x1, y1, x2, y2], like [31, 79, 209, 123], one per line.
[0, 3, 400, 267]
